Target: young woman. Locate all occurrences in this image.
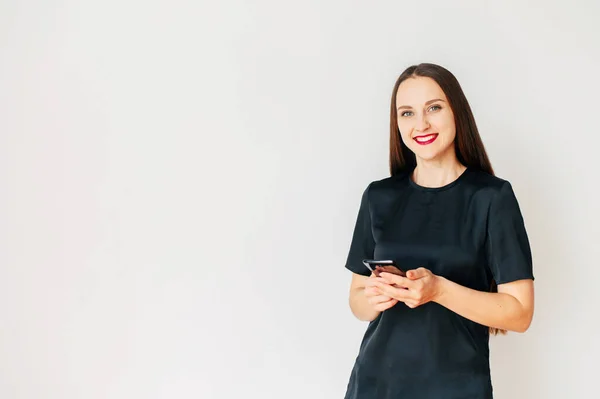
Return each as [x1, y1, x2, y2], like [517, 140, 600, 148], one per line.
[343, 63, 535, 399]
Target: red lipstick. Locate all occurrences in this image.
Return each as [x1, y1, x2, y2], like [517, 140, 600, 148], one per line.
[414, 133, 438, 145]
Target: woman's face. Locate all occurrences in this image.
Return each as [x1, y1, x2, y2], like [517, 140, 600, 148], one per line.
[395, 76, 457, 163]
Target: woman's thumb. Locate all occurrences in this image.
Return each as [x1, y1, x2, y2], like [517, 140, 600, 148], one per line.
[407, 268, 424, 279]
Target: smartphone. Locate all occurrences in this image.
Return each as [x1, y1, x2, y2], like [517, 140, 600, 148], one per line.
[362, 259, 406, 277]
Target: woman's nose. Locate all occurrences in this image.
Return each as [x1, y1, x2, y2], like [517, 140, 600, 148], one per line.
[415, 115, 430, 132]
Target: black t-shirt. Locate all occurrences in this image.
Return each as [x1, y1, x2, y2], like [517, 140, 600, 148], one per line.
[343, 167, 534, 399]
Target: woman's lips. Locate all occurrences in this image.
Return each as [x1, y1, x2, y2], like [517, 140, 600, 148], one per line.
[414, 133, 438, 145]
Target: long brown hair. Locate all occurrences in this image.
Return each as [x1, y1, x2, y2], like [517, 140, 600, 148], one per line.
[389, 63, 505, 335]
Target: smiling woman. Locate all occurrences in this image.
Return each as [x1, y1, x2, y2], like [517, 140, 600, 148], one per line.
[343, 63, 535, 399]
[396, 81, 456, 161]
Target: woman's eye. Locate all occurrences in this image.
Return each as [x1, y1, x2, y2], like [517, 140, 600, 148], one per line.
[400, 111, 413, 117]
[429, 105, 441, 112]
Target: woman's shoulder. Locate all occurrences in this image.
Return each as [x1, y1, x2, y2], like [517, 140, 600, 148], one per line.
[366, 170, 412, 193]
[355, 171, 413, 208]
[465, 168, 518, 199]
[367, 168, 512, 190]
[361, 168, 519, 199]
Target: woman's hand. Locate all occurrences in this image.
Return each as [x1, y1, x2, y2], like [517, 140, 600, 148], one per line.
[363, 274, 399, 312]
[375, 267, 443, 308]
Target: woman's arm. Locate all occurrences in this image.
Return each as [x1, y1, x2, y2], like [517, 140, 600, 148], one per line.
[435, 276, 534, 333]
[349, 273, 398, 322]
[375, 268, 535, 333]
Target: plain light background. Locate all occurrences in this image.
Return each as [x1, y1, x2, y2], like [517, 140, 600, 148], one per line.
[1, 0, 599, 398]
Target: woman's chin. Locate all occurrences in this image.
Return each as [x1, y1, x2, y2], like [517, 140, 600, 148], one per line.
[414, 150, 444, 163]
[412, 145, 455, 164]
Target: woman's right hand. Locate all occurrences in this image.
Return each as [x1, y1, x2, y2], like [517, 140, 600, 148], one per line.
[364, 275, 399, 312]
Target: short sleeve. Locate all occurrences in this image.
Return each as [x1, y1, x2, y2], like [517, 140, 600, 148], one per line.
[344, 183, 376, 276]
[486, 181, 535, 284]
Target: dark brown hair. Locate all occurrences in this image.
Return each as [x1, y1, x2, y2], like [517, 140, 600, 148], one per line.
[388, 63, 504, 335]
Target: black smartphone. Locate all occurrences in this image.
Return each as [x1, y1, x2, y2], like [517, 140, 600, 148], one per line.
[362, 259, 406, 277]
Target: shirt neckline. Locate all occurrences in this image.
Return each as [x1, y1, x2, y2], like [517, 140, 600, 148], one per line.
[408, 167, 471, 192]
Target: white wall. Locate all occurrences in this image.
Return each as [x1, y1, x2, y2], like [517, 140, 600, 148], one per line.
[1, 0, 599, 398]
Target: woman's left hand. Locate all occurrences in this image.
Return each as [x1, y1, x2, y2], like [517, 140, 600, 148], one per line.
[375, 267, 444, 308]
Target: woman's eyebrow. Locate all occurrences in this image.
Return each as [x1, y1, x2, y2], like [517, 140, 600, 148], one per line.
[397, 98, 446, 110]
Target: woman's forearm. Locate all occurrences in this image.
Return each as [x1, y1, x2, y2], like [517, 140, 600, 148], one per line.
[349, 287, 380, 322]
[434, 277, 533, 333]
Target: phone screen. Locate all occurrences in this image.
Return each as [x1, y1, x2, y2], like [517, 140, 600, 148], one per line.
[362, 259, 406, 277]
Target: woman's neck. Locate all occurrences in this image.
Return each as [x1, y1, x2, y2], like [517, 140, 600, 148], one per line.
[412, 158, 467, 188]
